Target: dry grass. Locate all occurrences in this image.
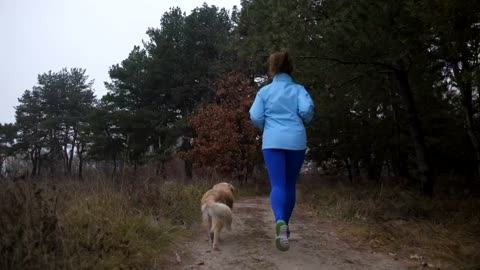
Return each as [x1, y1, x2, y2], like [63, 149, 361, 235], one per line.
[0, 177, 205, 270]
[0, 181, 60, 270]
[7, 171, 475, 269]
[298, 176, 480, 270]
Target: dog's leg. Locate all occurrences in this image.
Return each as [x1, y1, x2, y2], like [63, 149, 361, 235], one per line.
[212, 229, 220, 251]
[208, 216, 213, 242]
[211, 219, 223, 251]
[202, 209, 212, 242]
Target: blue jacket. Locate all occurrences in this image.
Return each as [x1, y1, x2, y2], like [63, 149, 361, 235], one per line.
[249, 73, 314, 150]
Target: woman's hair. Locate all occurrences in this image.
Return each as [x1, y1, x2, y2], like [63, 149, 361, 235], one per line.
[268, 51, 294, 77]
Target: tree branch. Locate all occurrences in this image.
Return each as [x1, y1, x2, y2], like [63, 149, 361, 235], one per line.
[299, 56, 398, 70]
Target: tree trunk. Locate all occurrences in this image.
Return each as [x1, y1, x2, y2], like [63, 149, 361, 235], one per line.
[395, 70, 434, 195]
[0, 157, 4, 178]
[453, 60, 480, 179]
[365, 154, 382, 182]
[389, 86, 411, 179]
[184, 160, 193, 181]
[77, 142, 84, 179]
[182, 137, 193, 181]
[78, 154, 83, 179]
[30, 148, 39, 178]
[37, 147, 42, 178]
[155, 161, 160, 176]
[351, 159, 360, 177]
[463, 92, 480, 178]
[395, 150, 410, 179]
[64, 127, 70, 174]
[161, 160, 166, 178]
[112, 154, 117, 180]
[63, 143, 68, 175]
[246, 163, 255, 184]
[31, 152, 36, 177]
[345, 158, 353, 184]
[68, 128, 78, 175]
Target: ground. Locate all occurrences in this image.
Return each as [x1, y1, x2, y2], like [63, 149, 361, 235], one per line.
[172, 197, 415, 270]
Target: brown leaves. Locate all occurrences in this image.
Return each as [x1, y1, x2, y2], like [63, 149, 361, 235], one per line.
[184, 72, 261, 180]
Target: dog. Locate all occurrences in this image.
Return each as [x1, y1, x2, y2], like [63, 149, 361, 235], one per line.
[200, 182, 235, 250]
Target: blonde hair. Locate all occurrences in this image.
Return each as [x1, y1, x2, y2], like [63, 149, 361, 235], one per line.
[268, 51, 293, 77]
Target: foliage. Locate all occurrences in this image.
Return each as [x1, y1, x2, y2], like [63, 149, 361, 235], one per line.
[3, 1, 480, 193]
[183, 73, 262, 182]
[97, 5, 237, 174]
[0, 123, 17, 177]
[237, 0, 480, 193]
[14, 68, 95, 177]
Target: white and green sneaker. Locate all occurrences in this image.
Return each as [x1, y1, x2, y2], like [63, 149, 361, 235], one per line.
[275, 220, 289, 251]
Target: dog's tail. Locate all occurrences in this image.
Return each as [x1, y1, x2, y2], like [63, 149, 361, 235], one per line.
[202, 202, 232, 231]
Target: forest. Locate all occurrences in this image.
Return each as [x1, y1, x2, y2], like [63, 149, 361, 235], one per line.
[1, 1, 480, 269]
[2, 1, 480, 195]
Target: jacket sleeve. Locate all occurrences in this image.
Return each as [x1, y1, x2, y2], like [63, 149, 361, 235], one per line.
[249, 92, 265, 131]
[298, 87, 314, 124]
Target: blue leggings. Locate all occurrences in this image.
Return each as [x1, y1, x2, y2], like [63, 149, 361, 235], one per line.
[263, 149, 306, 224]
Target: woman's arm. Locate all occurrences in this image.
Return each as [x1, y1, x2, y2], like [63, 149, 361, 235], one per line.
[249, 92, 265, 131]
[298, 87, 314, 124]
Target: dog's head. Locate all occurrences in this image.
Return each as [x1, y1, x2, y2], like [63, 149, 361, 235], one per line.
[212, 182, 235, 194]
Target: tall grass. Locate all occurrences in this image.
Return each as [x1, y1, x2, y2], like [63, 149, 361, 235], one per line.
[0, 177, 205, 270]
[298, 176, 480, 269]
[0, 181, 60, 270]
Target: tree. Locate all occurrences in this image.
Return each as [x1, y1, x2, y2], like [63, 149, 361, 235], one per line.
[8, 1, 477, 191]
[104, 46, 154, 169]
[0, 123, 17, 178]
[237, 0, 443, 194]
[15, 69, 95, 178]
[183, 73, 261, 182]
[85, 101, 127, 177]
[102, 5, 237, 176]
[307, 0, 438, 194]
[15, 89, 45, 177]
[427, 0, 480, 179]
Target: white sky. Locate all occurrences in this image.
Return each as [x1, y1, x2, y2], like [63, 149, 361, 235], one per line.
[0, 0, 240, 124]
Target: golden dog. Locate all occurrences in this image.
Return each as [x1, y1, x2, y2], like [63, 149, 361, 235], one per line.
[200, 182, 235, 250]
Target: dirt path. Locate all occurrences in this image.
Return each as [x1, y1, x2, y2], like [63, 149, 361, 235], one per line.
[176, 197, 412, 270]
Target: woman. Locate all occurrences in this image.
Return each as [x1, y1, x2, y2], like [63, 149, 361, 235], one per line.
[249, 51, 314, 251]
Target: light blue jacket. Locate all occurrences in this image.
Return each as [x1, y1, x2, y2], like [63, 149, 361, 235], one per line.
[249, 73, 314, 150]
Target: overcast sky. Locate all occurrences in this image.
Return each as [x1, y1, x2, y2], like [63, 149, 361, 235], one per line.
[0, 0, 240, 124]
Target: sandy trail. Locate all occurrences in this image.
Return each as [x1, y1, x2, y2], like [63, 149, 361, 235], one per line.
[176, 197, 411, 270]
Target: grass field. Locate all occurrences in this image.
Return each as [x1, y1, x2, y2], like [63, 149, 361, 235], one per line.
[298, 176, 480, 269]
[1, 174, 478, 269]
[0, 176, 206, 270]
